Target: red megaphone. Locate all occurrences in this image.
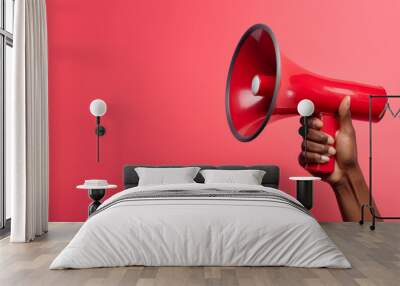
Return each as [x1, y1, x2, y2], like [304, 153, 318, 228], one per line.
[226, 24, 387, 174]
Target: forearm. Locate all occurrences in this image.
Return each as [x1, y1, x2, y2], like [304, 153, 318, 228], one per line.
[331, 165, 379, 221]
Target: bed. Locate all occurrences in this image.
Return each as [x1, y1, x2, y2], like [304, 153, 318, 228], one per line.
[50, 165, 350, 269]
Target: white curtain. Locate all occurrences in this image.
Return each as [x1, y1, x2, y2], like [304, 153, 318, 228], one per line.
[8, 0, 49, 242]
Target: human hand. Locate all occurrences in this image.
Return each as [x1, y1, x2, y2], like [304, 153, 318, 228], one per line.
[298, 96, 358, 186]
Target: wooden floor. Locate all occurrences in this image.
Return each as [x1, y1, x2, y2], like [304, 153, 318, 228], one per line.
[0, 222, 399, 286]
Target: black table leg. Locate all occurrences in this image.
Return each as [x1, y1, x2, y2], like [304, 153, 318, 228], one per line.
[296, 181, 313, 210]
[88, 189, 105, 216]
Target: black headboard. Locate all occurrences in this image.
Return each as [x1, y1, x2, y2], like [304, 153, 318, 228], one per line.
[123, 165, 280, 189]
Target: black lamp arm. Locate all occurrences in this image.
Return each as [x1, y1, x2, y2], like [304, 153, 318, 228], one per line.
[95, 116, 106, 162]
[95, 116, 106, 136]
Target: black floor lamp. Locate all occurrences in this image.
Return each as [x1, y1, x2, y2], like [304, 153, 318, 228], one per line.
[360, 95, 400, 230]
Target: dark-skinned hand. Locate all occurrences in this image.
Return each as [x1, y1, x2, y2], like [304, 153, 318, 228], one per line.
[298, 96, 358, 186]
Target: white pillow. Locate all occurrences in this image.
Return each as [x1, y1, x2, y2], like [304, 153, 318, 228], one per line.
[135, 167, 201, 186]
[200, 169, 266, 185]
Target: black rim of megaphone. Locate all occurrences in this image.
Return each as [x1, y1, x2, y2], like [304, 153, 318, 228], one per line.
[225, 23, 281, 142]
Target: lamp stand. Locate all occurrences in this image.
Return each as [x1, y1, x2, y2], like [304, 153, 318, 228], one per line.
[359, 95, 400, 230]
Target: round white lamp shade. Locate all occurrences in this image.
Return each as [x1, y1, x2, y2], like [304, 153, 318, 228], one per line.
[90, 99, 107, 117]
[297, 99, 315, 117]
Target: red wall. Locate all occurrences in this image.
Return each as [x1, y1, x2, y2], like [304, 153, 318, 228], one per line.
[47, 0, 400, 222]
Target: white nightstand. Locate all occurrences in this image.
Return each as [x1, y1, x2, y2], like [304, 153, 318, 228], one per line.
[77, 180, 117, 216]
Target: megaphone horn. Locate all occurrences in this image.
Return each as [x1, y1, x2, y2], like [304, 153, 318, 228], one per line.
[226, 24, 387, 174]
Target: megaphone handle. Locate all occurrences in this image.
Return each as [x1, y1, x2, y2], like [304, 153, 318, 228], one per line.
[305, 113, 338, 174]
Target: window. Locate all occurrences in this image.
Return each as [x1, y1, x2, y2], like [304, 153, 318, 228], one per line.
[0, 0, 14, 232]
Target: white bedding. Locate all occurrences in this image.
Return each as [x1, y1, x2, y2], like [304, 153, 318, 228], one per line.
[50, 183, 351, 269]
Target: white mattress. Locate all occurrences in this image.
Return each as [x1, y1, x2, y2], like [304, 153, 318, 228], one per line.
[50, 183, 350, 269]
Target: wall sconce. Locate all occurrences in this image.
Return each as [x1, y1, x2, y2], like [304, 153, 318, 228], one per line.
[89, 99, 107, 162]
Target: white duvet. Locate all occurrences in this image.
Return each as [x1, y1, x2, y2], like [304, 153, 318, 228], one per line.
[50, 183, 350, 269]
